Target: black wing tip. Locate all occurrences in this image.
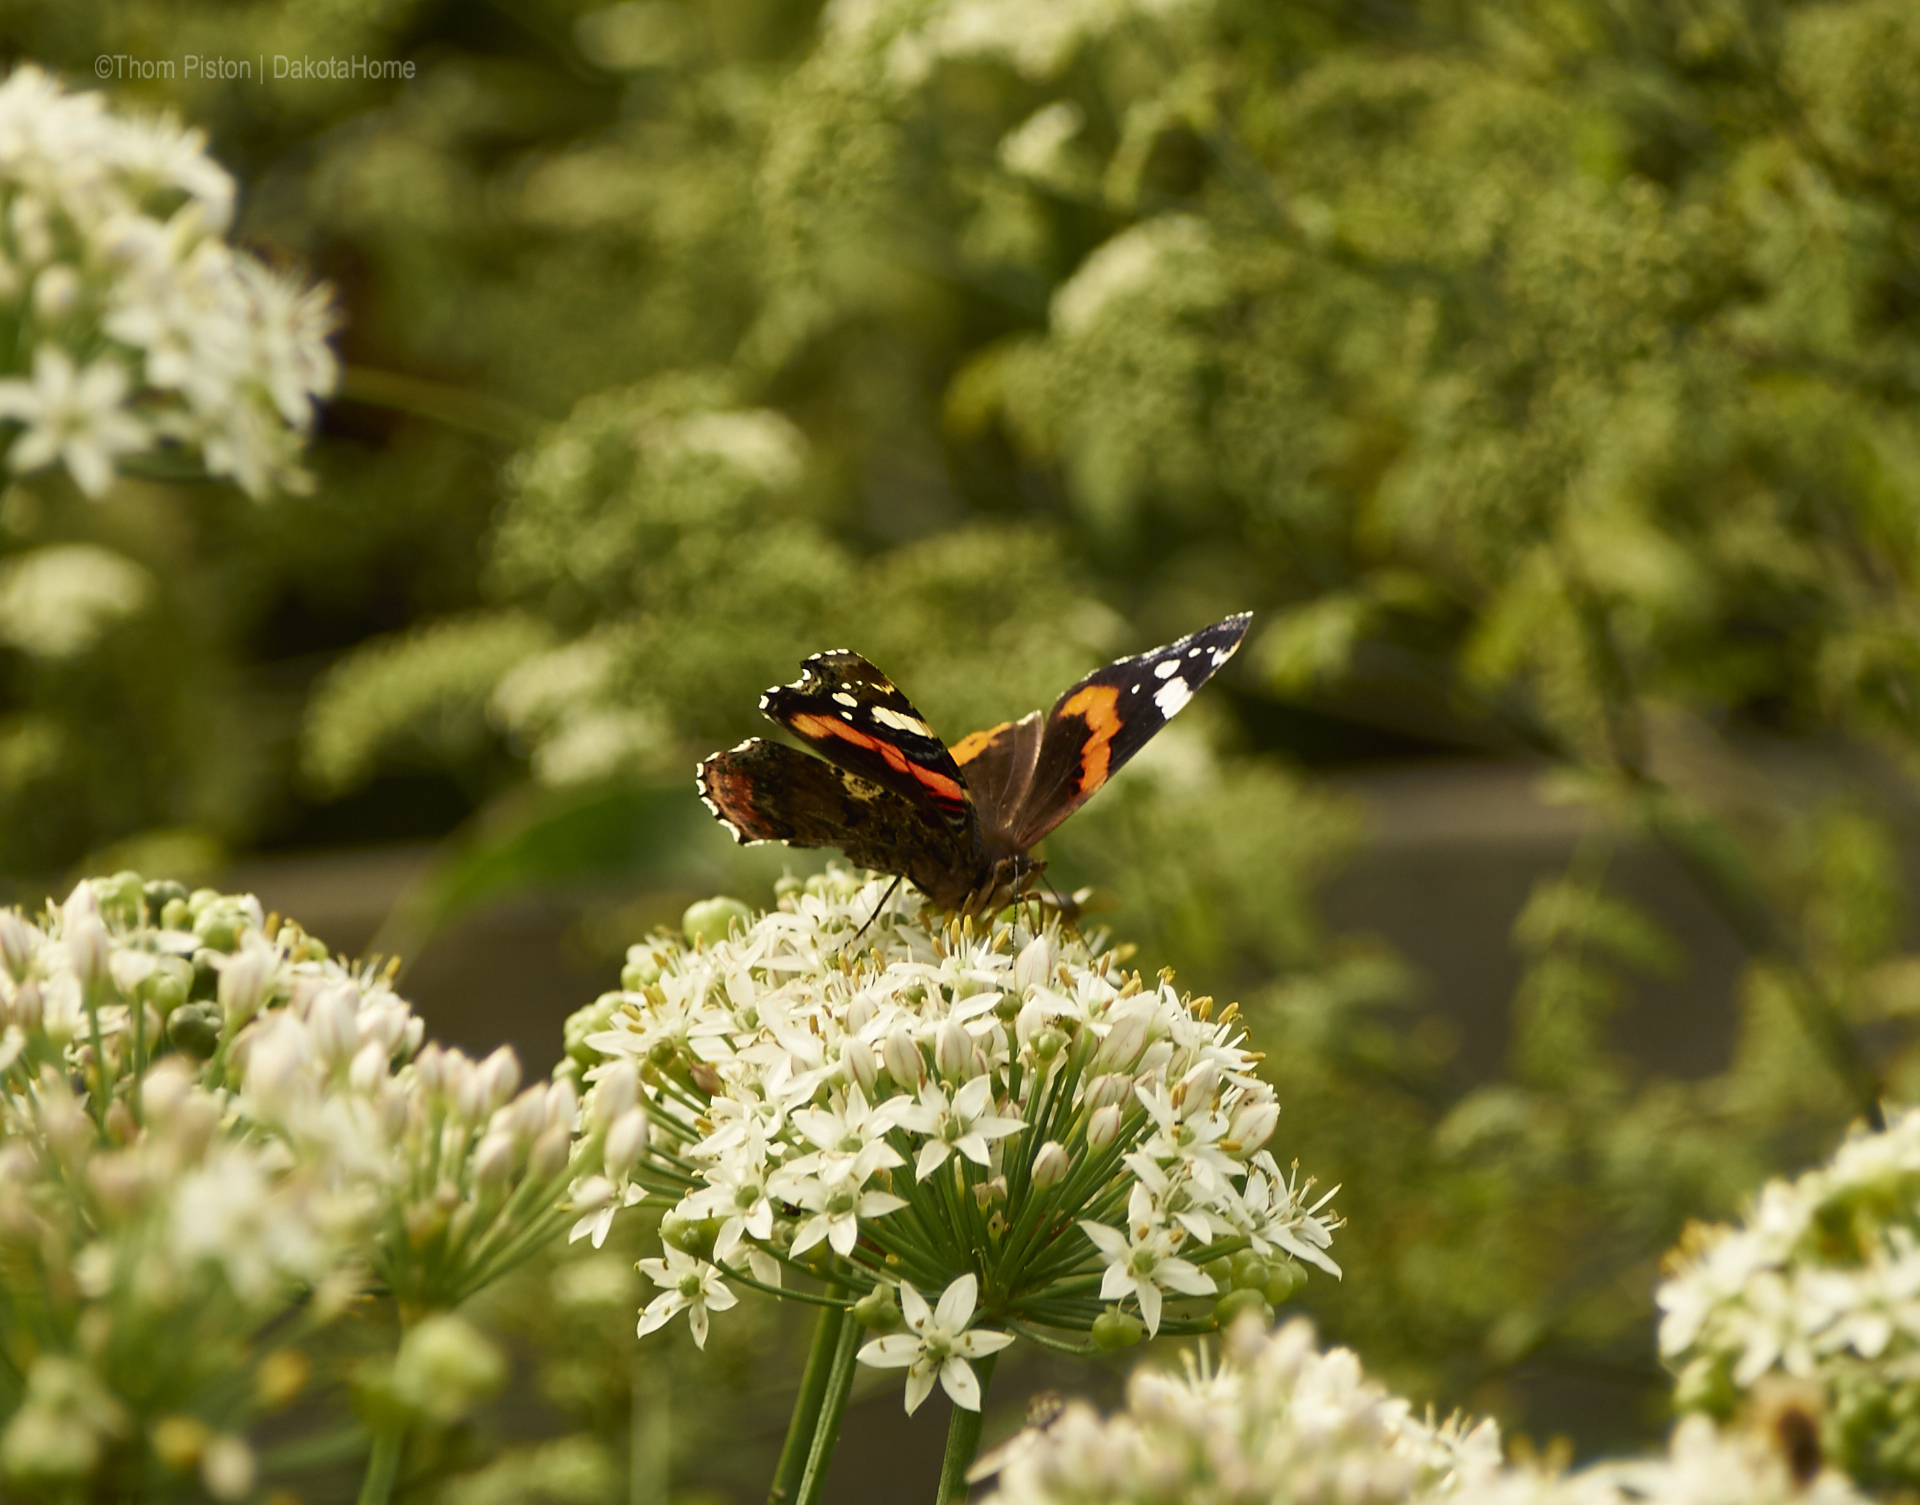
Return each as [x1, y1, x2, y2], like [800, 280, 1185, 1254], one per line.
[696, 741, 769, 846]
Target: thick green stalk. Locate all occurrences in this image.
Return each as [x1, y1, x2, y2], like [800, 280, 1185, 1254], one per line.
[936, 1354, 998, 1505]
[357, 1427, 405, 1505]
[793, 1307, 862, 1505]
[767, 1301, 846, 1505]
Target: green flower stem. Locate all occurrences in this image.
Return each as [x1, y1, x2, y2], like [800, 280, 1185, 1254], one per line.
[768, 1299, 845, 1505]
[936, 1353, 998, 1505]
[793, 1305, 862, 1505]
[357, 1426, 405, 1505]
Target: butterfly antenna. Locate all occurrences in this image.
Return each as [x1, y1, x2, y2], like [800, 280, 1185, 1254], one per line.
[849, 874, 904, 947]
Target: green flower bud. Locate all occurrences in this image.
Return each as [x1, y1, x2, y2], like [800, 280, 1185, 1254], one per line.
[1263, 1259, 1304, 1307]
[389, 1314, 506, 1426]
[96, 872, 145, 927]
[683, 897, 751, 948]
[143, 970, 187, 1017]
[167, 1002, 222, 1059]
[143, 880, 188, 916]
[774, 874, 804, 901]
[159, 898, 191, 932]
[193, 908, 240, 954]
[659, 1215, 719, 1261]
[1091, 1309, 1145, 1351]
[1229, 1250, 1267, 1292]
[1214, 1288, 1273, 1329]
[851, 1287, 903, 1331]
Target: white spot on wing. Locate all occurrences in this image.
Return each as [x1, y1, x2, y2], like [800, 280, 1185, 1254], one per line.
[833, 691, 858, 707]
[1153, 677, 1193, 718]
[869, 705, 934, 737]
[1153, 659, 1180, 679]
[841, 711, 854, 720]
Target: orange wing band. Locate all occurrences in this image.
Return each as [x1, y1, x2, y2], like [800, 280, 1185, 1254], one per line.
[789, 713, 968, 807]
[1058, 685, 1121, 793]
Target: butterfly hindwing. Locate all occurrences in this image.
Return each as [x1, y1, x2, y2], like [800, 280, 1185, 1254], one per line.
[759, 651, 978, 843]
[697, 739, 972, 902]
[1009, 612, 1253, 849]
[949, 710, 1043, 850]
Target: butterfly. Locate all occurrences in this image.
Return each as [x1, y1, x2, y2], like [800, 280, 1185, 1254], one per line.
[697, 613, 1252, 916]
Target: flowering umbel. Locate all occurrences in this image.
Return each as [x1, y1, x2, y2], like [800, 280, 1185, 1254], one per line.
[567, 868, 1340, 1422]
[1658, 1105, 1920, 1488]
[0, 872, 613, 1501]
[0, 66, 336, 499]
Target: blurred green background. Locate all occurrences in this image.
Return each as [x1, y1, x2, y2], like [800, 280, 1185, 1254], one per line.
[7, 0, 1920, 1499]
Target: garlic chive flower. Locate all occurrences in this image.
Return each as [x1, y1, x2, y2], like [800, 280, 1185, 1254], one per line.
[0, 870, 613, 1500]
[0, 67, 336, 499]
[973, 1316, 1867, 1505]
[1658, 1106, 1920, 1487]
[567, 867, 1340, 1412]
[858, 1274, 1014, 1414]
[636, 1247, 739, 1349]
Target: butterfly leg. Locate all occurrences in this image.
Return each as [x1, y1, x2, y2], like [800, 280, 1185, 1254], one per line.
[848, 873, 905, 947]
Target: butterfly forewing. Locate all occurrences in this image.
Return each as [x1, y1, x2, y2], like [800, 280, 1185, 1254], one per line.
[1008, 612, 1252, 849]
[759, 652, 979, 846]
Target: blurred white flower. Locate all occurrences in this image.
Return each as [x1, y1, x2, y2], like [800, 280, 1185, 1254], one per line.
[0, 544, 153, 660]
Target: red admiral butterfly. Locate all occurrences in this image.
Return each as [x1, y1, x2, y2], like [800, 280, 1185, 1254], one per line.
[697, 613, 1252, 916]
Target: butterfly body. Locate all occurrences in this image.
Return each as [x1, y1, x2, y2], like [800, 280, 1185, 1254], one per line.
[697, 613, 1252, 916]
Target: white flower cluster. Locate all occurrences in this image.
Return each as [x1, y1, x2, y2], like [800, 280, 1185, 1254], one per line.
[570, 869, 1339, 1410]
[977, 1317, 1502, 1505]
[977, 1316, 1869, 1505]
[1658, 1107, 1920, 1399]
[0, 65, 336, 499]
[0, 872, 597, 1497]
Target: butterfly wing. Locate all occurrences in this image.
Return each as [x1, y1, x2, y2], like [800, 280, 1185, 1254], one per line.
[949, 711, 1044, 850]
[698, 739, 976, 906]
[1008, 612, 1252, 849]
[759, 651, 979, 849]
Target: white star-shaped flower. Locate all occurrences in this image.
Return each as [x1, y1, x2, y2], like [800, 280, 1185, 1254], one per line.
[636, 1246, 737, 1349]
[0, 347, 147, 497]
[857, 1274, 1014, 1414]
[896, 1075, 1025, 1181]
[1079, 1184, 1218, 1336]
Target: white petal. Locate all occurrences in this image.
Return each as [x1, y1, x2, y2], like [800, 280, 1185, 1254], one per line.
[955, 1328, 1015, 1358]
[899, 1282, 932, 1331]
[934, 1273, 979, 1333]
[903, 1363, 937, 1415]
[858, 1335, 924, 1370]
[689, 1302, 710, 1349]
[940, 1356, 981, 1411]
[1137, 1282, 1163, 1336]
[916, 1140, 950, 1181]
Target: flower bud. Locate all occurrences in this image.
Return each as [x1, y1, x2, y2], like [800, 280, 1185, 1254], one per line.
[0, 912, 36, 983]
[1177, 1060, 1220, 1109]
[199, 1435, 255, 1501]
[10, 979, 42, 1032]
[391, 1314, 507, 1425]
[412, 1043, 446, 1096]
[1226, 1099, 1278, 1156]
[141, 1058, 193, 1123]
[215, 939, 274, 1027]
[851, 1286, 902, 1331]
[1085, 1073, 1132, 1111]
[1092, 1310, 1145, 1350]
[529, 1124, 571, 1180]
[603, 1107, 649, 1180]
[1014, 934, 1053, 994]
[448, 1053, 486, 1121]
[935, 1019, 973, 1081]
[546, 1078, 579, 1134]
[166, 1002, 221, 1060]
[1030, 1140, 1071, 1188]
[571, 1175, 616, 1212]
[309, 983, 360, 1066]
[349, 1040, 388, 1095]
[244, 1018, 309, 1109]
[473, 1131, 517, 1187]
[61, 887, 111, 997]
[1214, 1288, 1272, 1332]
[591, 1059, 639, 1129]
[478, 1046, 521, 1113]
[882, 1027, 923, 1088]
[843, 1036, 878, 1095]
[1086, 1104, 1123, 1152]
[1091, 1011, 1149, 1074]
[845, 995, 874, 1034]
[683, 896, 751, 948]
